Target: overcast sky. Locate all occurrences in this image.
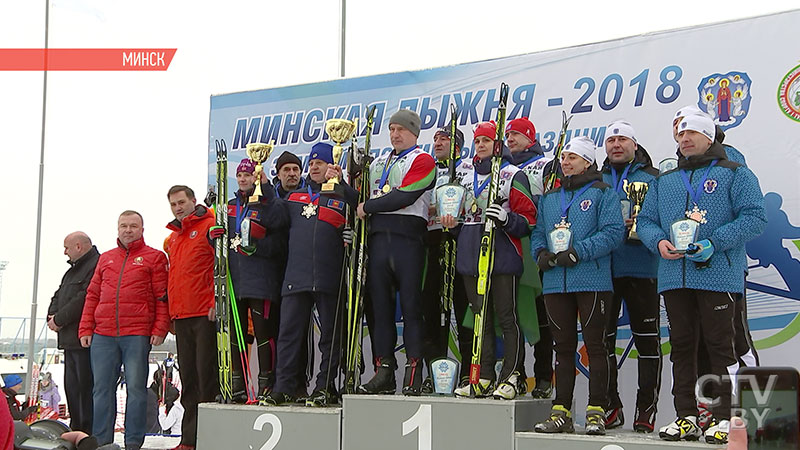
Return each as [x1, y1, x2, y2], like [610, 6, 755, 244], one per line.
[0, 0, 796, 337]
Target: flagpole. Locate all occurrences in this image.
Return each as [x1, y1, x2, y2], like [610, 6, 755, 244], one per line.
[339, 0, 345, 77]
[28, 0, 50, 379]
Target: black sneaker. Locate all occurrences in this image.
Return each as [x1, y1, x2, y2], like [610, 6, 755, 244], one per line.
[531, 379, 552, 399]
[258, 372, 275, 398]
[258, 391, 295, 406]
[634, 405, 656, 433]
[605, 407, 624, 429]
[421, 377, 434, 394]
[402, 358, 423, 396]
[356, 359, 396, 395]
[306, 388, 340, 407]
[231, 375, 249, 404]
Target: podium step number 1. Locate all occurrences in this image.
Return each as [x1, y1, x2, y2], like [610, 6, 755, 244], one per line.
[401, 405, 432, 450]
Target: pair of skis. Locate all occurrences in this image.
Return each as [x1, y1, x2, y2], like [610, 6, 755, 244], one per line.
[213, 139, 258, 404]
[342, 105, 376, 394]
[439, 104, 459, 324]
[213, 140, 234, 403]
[470, 83, 510, 395]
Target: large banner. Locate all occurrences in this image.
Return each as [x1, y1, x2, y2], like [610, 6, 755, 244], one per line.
[209, 10, 800, 421]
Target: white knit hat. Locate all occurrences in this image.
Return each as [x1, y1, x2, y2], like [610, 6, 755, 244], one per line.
[673, 105, 706, 123]
[562, 136, 596, 164]
[605, 120, 637, 147]
[677, 114, 715, 143]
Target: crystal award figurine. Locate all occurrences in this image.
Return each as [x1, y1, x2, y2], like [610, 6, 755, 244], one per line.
[435, 183, 467, 224]
[430, 357, 460, 395]
[670, 218, 699, 253]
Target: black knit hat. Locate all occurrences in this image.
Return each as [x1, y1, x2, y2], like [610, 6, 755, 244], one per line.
[275, 151, 302, 171]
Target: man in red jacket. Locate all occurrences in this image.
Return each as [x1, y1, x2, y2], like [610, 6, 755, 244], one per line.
[79, 210, 169, 450]
[163, 185, 217, 450]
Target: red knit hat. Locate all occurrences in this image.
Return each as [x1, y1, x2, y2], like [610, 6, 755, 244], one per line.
[505, 118, 536, 145]
[473, 121, 497, 142]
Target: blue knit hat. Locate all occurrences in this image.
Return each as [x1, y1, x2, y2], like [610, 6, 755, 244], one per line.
[309, 142, 334, 164]
[3, 374, 23, 388]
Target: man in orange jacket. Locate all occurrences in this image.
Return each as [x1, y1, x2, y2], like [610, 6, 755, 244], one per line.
[79, 210, 169, 450]
[163, 185, 218, 450]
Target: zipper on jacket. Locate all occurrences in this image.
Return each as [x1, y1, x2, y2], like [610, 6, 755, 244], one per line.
[682, 169, 693, 288]
[115, 248, 130, 337]
[725, 251, 732, 267]
[311, 206, 318, 292]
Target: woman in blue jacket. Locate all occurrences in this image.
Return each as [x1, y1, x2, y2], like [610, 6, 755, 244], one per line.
[530, 136, 625, 435]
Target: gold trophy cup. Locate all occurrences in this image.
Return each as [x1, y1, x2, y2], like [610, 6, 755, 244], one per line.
[246, 141, 274, 203]
[625, 181, 649, 240]
[322, 118, 358, 194]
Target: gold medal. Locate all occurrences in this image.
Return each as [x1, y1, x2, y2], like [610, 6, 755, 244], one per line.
[554, 217, 571, 229]
[471, 202, 478, 213]
[382, 184, 391, 194]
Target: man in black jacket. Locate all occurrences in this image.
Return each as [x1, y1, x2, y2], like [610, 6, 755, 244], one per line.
[47, 231, 99, 433]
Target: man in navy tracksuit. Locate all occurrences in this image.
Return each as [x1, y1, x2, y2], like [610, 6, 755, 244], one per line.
[637, 114, 766, 444]
[356, 109, 436, 396]
[600, 120, 662, 433]
[262, 143, 357, 407]
[226, 158, 289, 402]
[531, 137, 625, 436]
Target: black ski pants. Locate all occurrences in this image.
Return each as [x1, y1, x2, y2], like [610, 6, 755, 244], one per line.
[545, 291, 610, 409]
[463, 274, 523, 382]
[367, 232, 425, 366]
[174, 316, 219, 446]
[663, 289, 737, 420]
[606, 277, 662, 412]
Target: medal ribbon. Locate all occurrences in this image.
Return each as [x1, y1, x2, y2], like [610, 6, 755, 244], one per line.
[517, 154, 543, 169]
[379, 145, 417, 191]
[473, 160, 510, 201]
[679, 160, 718, 206]
[559, 182, 595, 219]
[307, 185, 320, 204]
[610, 162, 632, 194]
[235, 196, 250, 234]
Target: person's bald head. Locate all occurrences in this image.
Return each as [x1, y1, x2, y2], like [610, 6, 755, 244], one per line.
[64, 231, 92, 262]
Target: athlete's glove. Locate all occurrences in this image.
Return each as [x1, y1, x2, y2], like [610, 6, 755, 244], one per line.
[342, 228, 354, 245]
[536, 250, 557, 272]
[208, 226, 224, 240]
[686, 239, 714, 263]
[485, 204, 508, 226]
[554, 247, 580, 268]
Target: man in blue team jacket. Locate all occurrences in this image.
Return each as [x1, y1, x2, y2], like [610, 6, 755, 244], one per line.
[637, 114, 766, 445]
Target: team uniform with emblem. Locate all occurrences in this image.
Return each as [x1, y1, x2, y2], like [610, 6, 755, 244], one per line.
[600, 142, 662, 432]
[531, 137, 625, 435]
[271, 171, 357, 404]
[226, 176, 289, 400]
[360, 141, 436, 393]
[452, 147, 537, 397]
[637, 115, 766, 443]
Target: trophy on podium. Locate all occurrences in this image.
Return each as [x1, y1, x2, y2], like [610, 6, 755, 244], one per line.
[323, 118, 358, 196]
[245, 141, 274, 204]
[624, 181, 649, 240]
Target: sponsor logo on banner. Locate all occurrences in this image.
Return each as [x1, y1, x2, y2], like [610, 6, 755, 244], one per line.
[697, 71, 752, 130]
[777, 64, 800, 122]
